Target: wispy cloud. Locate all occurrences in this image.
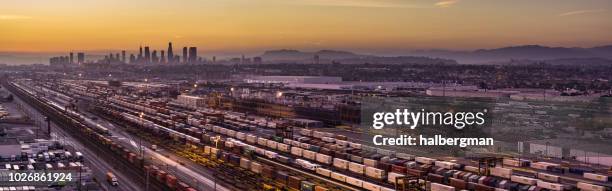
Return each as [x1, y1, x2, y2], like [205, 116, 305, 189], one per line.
[559, 9, 605, 16]
[0, 15, 32, 20]
[435, 0, 459, 8]
[290, 0, 421, 8]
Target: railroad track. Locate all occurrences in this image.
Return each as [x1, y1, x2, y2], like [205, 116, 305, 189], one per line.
[4, 81, 167, 191]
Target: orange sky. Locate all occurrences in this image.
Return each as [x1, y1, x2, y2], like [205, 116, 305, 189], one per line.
[1, 0, 611, 53]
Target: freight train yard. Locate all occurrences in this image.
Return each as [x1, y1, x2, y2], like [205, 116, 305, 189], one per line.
[1, 76, 611, 191]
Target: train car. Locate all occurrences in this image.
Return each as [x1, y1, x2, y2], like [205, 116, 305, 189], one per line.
[537, 173, 559, 183]
[577, 182, 608, 191]
[536, 180, 564, 191]
[291, 147, 304, 157]
[348, 162, 365, 175]
[316, 168, 332, 177]
[584, 173, 609, 182]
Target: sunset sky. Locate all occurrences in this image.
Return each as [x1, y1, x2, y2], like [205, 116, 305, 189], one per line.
[1, 0, 612, 54]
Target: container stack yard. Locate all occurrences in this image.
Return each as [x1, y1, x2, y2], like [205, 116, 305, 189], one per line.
[1, 77, 608, 191]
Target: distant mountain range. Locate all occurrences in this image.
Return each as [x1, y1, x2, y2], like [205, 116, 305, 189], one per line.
[261, 49, 362, 61]
[260, 49, 457, 65]
[260, 45, 612, 65]
[407, 45, 612, 64]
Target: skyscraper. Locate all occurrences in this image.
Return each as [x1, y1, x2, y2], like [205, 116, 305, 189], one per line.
[161, 50, 166, 64]
[144, 46, 151, 64]
[167, 42, 174, 64]
[77, 53, 85, 64]
[152, 50, 158, 64]
[182, 47, 187, 63]
[129, 54, 135, 64]
[188, 47, 197, 64]
[121, 50, 126, 63]
[138, 46, 143, 63]
[69, 52, 74, 64]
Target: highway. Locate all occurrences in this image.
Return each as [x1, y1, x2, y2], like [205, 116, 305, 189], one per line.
[6, 85, 143, 191]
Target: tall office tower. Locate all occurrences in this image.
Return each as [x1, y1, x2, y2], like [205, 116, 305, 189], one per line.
[313, 54, 320, 64]
[154, 50, 160, 64]
[212, 56, 216, 63]
[167, 42, 174, 64]
[161, 50, 166, 63]
[121, 50, 126, 63]
[69, 52, 74, 64]
[129, 54, 136, 64]
[109, 53, 114, 61]
[188, 47, 197, 64]
[175, 56, 180, 63]
[77, 53, 85, 64]
[241, 55, 245, 64]
[182, 47, 188, 63]
[115, 53, 120, 62]
[139, 46, 143, 58]
[144, 46, 151, 63]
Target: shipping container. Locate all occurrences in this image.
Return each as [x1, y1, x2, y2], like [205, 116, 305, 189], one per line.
[435, 161, 456, 170]
[331, 172, 347, 182]
[387, 172, 405, 185]
[364, 158, 379, 167]
[291, 147, 304, 157]
[267, 140, 278, 150]
[258, 138, 268, 147]
[365, 166, 386, 180]
[510, 175, 537, 186]
[530, 162, 559, 170]
[316, 168, 332, 177]
[240, 158, 251, 169]
[277, 143, 290, 153]
[584, 173, 608, 182]
[490, 167, 512, 179]
[315, 153, 332, 165]
[346, 176, 363, 188]
[333, 158, 349, 170]
[537, 173, 559, 183]
[431, 182, 455, 191]
[415, 157, 436, 165]
[303, 150, 316, 161]
[536, 180, 564, 191]
[349, 162, 365, 175]
[251, 162, 262, 174]
[576, 182, 607, 191]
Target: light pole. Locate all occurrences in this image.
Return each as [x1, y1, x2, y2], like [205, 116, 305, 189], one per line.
[275, 91, 283, 117]
[139, 112, 145, 158]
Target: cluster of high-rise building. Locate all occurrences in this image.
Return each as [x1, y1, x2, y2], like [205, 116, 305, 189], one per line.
[49, 52, 85, 66]
[50, 42, 204, 66]
[109, 42, 201, 65]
